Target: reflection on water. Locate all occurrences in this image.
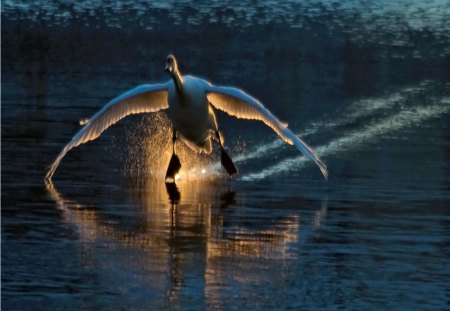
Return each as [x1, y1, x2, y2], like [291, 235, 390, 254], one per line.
[45, 177, 324, 260]
[44, 178, 326, 308]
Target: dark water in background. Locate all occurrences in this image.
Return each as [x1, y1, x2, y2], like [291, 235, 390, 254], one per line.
[2, 1, 450, 310]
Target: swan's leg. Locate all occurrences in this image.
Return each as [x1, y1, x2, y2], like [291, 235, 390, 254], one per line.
[171, 129, 177, 153]
[215, 130, 238, 176]
[208, 103, 237, 176]
[165, 129, 181, 183]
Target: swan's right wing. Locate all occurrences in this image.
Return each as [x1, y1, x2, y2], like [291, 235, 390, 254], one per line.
[206, 84, 328, 180]
[45, 82, 170, 180]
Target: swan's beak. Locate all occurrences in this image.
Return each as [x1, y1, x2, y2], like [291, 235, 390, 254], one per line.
[165, 54, 176, 73]
[165, 62, 172, 73]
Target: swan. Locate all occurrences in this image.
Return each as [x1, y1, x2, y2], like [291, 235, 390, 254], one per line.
[45, 54, 328, 182]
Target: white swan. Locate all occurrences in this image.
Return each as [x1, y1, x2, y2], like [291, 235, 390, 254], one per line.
[45, 54, 328, 182]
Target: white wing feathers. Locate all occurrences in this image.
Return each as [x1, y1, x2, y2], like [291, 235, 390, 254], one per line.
[45, 83, 169, 180]
[206, 85, 328, 179]
[206, 86, 290, 143]
[283, 129, 328, 180]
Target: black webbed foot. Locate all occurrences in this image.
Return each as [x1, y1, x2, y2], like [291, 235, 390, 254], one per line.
[166, 129, 182, 183]
[221, 147, 237, 176]
[215, 130, 237, 176]
[165, 153, 181, 183]
[165, 182, 181, 203]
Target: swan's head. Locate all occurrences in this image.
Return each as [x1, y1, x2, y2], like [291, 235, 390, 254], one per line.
[165, 54, 178, 74]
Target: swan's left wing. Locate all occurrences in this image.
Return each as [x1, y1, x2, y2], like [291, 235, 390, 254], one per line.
[45, 82, 170, 181]
[206, 84, 328, 179]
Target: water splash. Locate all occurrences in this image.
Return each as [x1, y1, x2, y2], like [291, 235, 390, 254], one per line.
[125, 112, 218, 181]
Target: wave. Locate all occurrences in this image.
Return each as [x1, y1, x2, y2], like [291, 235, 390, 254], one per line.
[233, 81, 435, 166]
[242, 97, 449, 181]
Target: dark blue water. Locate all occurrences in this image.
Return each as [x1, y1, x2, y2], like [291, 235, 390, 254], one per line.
[2, 1, 450, 310]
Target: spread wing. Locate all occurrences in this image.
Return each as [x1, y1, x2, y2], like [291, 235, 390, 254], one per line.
[206, 84, 328, 179]
[45, 82, 170, 180]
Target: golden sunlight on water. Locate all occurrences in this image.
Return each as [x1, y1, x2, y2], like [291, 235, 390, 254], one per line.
[45, 178, 326, 302]
[125, 113, 220, 181]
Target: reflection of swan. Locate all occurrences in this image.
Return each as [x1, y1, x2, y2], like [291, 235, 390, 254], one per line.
[44, 177, 327, 260]
[45, 54, 327, 182]
[165, 182, 181, 204]
[45, 178, 327, 306]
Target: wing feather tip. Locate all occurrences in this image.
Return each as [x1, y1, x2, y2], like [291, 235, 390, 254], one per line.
[79, 118, 89, 126]
[313, 154, 328, 181]
[319, 163, 329, 181]
[44, 167, 55, 182]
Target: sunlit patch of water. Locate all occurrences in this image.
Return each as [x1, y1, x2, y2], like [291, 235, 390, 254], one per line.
[124, 112, 224, 182]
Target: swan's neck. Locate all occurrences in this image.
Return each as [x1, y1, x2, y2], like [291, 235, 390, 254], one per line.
[172, 69, 184, 95]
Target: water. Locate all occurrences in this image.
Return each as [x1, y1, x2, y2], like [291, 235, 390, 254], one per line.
[2, 1, 450, 310]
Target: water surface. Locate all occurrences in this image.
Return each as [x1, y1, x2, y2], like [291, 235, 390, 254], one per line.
[2, 1, 449, 310]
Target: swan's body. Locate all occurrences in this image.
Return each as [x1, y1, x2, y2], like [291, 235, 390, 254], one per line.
[45, 55, 328, 181]
[166, 75, 217, 153]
